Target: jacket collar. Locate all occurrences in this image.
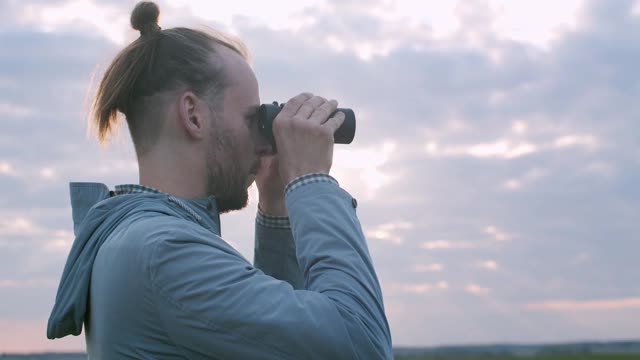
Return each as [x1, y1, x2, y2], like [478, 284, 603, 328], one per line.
[69, 182, 221, 237]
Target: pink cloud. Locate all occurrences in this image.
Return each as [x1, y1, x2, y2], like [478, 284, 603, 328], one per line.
[465, 284, 490, 295]
[0, 319, 85, 353]
[525, 297, 640, 311]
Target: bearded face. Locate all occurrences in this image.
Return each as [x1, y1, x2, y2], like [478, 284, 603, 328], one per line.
[205, 126, 253, 214]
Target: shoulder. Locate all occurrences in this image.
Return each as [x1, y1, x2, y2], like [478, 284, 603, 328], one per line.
[143, 217, 252, 297]
[126, 212, 242, 261]
[118, 206, 212, 242]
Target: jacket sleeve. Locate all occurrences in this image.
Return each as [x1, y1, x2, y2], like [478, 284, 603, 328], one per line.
[253, 209, 305, 289]
[150, 178, 393, 360]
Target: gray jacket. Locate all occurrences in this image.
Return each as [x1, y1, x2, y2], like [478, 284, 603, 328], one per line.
[47, 177, 392, 359]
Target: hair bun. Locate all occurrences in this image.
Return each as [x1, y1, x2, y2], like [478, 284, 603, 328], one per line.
[131, 1, 160, 35]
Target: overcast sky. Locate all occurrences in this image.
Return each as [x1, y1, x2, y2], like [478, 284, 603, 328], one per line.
[1, 0, 639, 353]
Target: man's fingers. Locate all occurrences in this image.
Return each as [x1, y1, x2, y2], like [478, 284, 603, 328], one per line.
[311, 99, 338, 125]
[322, 111, 345, 136]
[296, 96, 327, 120]
[278, 92, 313, 119]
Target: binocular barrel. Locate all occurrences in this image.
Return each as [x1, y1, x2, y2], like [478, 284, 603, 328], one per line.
[258, 101, 356, 153]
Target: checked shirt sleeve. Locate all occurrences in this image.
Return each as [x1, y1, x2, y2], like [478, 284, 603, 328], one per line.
[284, 172, 339, 196]
[253, 206, 303, 289]
[254, 173, 339, 289]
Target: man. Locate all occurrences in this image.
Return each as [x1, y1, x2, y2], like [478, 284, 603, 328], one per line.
[47, 2, 392, 359]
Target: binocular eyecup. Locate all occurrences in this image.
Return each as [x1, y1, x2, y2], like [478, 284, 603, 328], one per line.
[257, 101, 356, 153]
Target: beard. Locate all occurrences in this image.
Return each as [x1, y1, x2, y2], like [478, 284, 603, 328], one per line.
[205, 128, 250, 214]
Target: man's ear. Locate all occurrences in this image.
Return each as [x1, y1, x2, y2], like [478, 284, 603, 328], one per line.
[178, 91, 205, 140]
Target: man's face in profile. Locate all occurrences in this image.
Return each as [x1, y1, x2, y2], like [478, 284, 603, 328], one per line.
[204, 45, 265, 213]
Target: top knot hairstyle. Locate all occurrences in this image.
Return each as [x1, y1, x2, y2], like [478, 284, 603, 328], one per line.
[92, 1, 249, 156]
[131, 1, 161, 36]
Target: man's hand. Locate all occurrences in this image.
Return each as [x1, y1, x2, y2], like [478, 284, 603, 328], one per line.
[255, 154, 288, 216]
[272, 93, 345, 184]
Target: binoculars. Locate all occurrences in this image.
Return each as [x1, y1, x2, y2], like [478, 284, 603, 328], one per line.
[258, 101, 356, 153]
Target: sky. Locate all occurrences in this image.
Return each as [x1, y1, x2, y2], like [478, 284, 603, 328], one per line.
[1, 0, 639, 353]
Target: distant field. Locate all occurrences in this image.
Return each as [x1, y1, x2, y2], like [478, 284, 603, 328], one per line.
[394, 354, 640, 360]
[2, 352, 639, 359]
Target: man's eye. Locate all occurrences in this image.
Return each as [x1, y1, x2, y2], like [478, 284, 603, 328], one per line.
[247, 113, 259, 128]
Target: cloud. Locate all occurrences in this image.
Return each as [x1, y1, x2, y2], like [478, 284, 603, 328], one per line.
[554, 134, 599, 150]
[475, 260, 499, 270]
[0, 320, 82, 352]
[0, 217, 41, 237]
[0, 101, 36, 117]
[465, 283, 491, 295]
[421, 240, 479, 250]
[333, 141, 399, 199]
[424, 139, 540, 159]
[525, 297, 640, 311]
[0, 161, 17, 176]
[20, 0, 131, 44]
[412, 263, 444, 272]
[424, 133, 600, 161]
[365, 220, 414, 245]
[417, 225, 513, 251]
[484, 225, 511, 241]
[469, 140, 539, 159]
[384, 281, 449, 295]
[0, 215, 73, 251]
[39, 167, 57, 180]
[503, 168, 548, 190]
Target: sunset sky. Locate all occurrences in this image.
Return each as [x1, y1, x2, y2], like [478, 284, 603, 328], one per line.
[1, 0, 639, 353]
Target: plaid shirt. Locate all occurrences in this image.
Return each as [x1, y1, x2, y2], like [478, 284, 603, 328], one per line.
[114, 184, 162, 195]
[114, 183, 205, 223]
[115, 172, 339, 230]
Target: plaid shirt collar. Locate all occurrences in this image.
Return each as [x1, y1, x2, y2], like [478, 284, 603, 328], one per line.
[114, 184, 163, 195]
[112, 184, 221, 235]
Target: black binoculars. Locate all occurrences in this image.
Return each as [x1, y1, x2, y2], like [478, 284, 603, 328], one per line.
[257, 101, 356, 153]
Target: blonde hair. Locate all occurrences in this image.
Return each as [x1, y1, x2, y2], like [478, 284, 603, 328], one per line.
[92, 1, 249, 155]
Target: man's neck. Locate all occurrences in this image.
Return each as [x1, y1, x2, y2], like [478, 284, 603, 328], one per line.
[137, 149, 207, 199]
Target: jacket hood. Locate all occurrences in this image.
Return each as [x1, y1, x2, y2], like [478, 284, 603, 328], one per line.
[47, 182, 221, 339]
